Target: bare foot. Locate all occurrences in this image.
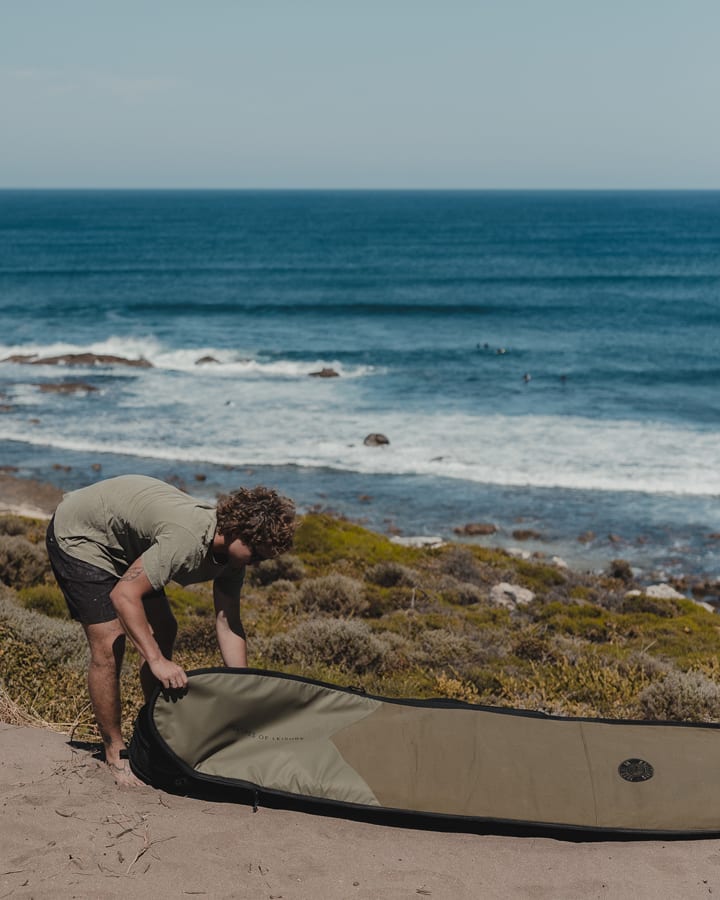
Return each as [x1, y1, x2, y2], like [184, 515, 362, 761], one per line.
[106, 752, 145, 787]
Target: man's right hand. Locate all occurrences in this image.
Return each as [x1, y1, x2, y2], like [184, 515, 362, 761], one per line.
[148, 657, 188, 690]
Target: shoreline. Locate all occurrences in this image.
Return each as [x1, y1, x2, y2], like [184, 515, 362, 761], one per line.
[1, 467, 719, 606]
[0, 472, 62, 519]
[1, 461, 719, 590]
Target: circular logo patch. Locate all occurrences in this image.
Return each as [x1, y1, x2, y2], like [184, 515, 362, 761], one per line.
[618, 758, 654, 782]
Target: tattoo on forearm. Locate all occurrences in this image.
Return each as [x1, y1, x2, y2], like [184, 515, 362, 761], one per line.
[120, 564, 144, 583]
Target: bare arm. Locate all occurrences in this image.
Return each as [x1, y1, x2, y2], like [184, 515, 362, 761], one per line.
[213, 579, 247, 667]
[110, 558, 188, 690]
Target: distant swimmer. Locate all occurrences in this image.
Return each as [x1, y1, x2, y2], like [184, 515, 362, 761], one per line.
[523, 372, 532, 383]
[496, 348, 507, 355]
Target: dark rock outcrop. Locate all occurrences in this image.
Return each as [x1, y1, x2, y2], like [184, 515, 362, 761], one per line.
[5, 353, 152, 368]
[512, 529, 543, 541]
[363, 433, 389, 446]
[36, 382, 98, 394]
[454, 523, 497, 536]
[309, 368, 340, 378]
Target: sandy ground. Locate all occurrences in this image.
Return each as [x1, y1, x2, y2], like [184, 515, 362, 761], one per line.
[0, 724, 718, 900]
[0, 473, 62, 519]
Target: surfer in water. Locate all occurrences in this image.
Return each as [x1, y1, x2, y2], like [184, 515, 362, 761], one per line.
[46, 475, 296, 786]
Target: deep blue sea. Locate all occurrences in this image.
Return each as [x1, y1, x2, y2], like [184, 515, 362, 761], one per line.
[1, 190, 719, 578]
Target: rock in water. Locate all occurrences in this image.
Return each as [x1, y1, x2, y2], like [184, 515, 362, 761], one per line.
[454, 523, 497, 536]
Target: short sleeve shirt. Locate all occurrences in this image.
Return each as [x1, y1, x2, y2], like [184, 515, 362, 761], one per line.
[53, 475, 245, 596]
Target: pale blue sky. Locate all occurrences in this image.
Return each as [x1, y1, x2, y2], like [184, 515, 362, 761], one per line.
[1, 1, 718, 188]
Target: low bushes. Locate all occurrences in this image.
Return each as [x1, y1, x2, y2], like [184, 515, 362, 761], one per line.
[438, 580, 486, 606]
[264, 618, 388, 674]
[2, 509, 720, 732]
[0, 535, 50, 588]
[639, 670, 720, 722]
[0, 587, 87, 667]
[17, 583, 68, 619]
[299, 574, 368, 616]
[250, 554, 306, 586]
[365, 561, 419, 588]
[440, 547, 484, 585]
[0, 514, 47, 543]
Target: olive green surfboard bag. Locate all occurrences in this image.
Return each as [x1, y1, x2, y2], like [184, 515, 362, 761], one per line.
[128, 668, 720, 835]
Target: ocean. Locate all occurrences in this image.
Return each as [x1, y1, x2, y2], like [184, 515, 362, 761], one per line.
[1, 190, 719, 579]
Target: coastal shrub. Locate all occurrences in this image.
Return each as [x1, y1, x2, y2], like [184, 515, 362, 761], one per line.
[534, 601, 617, 643]
[433, 672, 481, 704]
[250, 554, 305, 586]
[0, 535, 50, 588]
[0, 588, 87, 668]
[440, 547, 483, 585]
[266, 578, 299, 605]
[365, 561, 419, 588]
[638, 670, 720, 723]
[625, 650, 673, 679]
[511, 629, 555, 662]
[293, 514, 418, 568]
[608, 559, 634, 584]
[175, 617, 218, 657]
[439, 581, 486, 607]
[621, 593, 681, 619]
[0, 515, 33, 537]
[166, 583, 213, 629]
[299, 574, 368, 616]
[417, 628, 478, 666]
[513, 559, 568, 591]
[17, 583, 68, 619]
[0, 515, 46, 543]
[265, 618, 386, 674]
[494, 654, 652, 718]
[0, 623, 91, 730]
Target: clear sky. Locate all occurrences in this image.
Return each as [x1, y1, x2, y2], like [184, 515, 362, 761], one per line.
[1, 0, 718, 189]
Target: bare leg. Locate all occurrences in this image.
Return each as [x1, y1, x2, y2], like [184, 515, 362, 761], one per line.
[83, 620, 144, 787]
[139, 591, 178, 701]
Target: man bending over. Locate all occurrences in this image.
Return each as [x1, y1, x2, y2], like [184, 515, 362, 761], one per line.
[46, 474, 296, 786]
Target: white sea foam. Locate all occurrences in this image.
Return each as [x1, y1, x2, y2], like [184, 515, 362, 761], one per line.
[3, 337, 718, 497]
[3, 407, 719, 498]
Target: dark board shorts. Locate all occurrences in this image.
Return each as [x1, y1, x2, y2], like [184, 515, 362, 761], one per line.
[46, 517, 120, 625]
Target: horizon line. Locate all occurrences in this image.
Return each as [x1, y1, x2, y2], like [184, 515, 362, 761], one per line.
[1, 186, 719, 193]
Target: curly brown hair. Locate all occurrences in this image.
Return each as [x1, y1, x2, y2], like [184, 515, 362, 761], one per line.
[215, 486, 296, 557]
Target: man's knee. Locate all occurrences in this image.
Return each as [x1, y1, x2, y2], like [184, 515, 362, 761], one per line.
[84, 621, 126, 667]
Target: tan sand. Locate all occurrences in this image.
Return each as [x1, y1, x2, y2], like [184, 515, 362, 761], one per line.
[0, 473, 62, 519]
[1, 723, 719, 899]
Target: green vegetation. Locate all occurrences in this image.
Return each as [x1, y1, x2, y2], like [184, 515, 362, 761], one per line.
[2, 511, 720, 744]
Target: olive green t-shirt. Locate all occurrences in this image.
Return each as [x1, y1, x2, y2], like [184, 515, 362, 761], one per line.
[53, 475, 244, 596]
